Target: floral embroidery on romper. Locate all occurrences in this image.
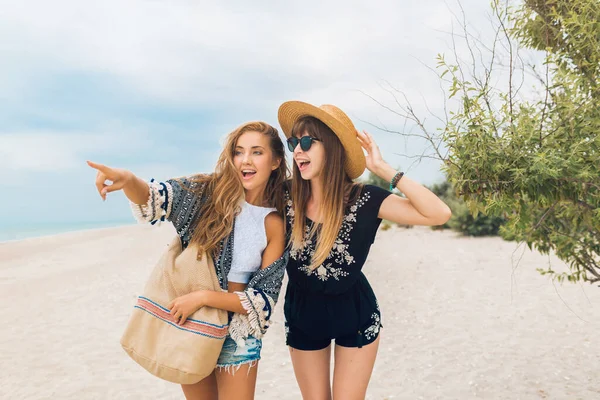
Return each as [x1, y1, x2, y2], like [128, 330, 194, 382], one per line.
[363, 312, 381, 341]
[286, 191, 372, 281]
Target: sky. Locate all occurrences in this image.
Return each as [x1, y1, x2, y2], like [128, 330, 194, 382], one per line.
[0, 0, 494, 235]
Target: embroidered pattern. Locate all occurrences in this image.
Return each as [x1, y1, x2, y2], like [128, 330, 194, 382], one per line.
[286, 190, 372, 281]
[284, 321, 290, 338]
[300, 262, 349, 282]
[363, 311, 381, 341]
[286, 197, 295, 219]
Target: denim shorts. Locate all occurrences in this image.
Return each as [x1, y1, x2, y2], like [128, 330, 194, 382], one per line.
[216, 335, 262, 372]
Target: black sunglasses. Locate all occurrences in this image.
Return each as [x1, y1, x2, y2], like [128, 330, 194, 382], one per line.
[287, 136, 321, 152]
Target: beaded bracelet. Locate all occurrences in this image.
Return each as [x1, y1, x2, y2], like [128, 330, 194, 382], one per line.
[389, 171, 404, 190]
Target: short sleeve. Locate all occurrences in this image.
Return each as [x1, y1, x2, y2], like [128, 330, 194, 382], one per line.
[362, 185, 393, 220]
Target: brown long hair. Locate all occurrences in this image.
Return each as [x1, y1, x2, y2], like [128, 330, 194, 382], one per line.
[289, 116, 359, 270]
[186, 121, 287, 257]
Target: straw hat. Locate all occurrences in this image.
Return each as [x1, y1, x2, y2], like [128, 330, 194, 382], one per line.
[277, 101, 366, 179]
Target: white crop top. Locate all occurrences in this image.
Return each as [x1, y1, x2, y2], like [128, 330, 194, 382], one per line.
[227, 201, 277, 284]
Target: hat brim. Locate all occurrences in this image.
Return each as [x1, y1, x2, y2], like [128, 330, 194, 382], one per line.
[277, 101, 366, 179]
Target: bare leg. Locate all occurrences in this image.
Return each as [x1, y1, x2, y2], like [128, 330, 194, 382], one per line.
[289, 345, 332, 400]
[181, 370, 218, 400]
[332, 336, 380, 400]
[215, 362, 259, 400]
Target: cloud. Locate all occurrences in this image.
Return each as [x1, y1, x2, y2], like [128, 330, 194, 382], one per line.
[0, 0, 508, 230]
[0, 132, 91, 171]
[0, 127, 157, 170]
[0, 0, 487, 107]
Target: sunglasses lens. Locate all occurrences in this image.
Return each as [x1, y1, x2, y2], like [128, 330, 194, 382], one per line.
[288, 136, 317, 152]
[300, 136, 313, 151]
[287, 137, 298, 152]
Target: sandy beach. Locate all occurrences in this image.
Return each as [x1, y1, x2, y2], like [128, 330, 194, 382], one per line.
[1, 224, 599, 399]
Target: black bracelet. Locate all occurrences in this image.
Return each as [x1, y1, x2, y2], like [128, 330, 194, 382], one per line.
[389, 171, 404, 190]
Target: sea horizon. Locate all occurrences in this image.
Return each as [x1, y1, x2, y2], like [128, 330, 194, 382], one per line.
[0, 219, 136, 243]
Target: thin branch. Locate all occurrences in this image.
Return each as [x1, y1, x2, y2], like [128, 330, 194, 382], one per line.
[393, 152, 444, 162]
[532, 201, 559, 230]
[356, 118, 432, 141]
[355, 90, 408, 120]
[538, 56, 551, 146]
[408, 55, 450, 125]
[456, 0, 479, 83]
[510, 241, 527, 304]
[552, 279, 589, 322]
[494, 0, 515, 125]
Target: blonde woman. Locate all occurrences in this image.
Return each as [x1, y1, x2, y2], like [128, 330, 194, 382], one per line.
[88, 121, 288, 400]
[278, 102, 452, 400]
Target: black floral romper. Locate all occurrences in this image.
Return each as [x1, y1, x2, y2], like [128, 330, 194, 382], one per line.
[284, 184, 392, 350]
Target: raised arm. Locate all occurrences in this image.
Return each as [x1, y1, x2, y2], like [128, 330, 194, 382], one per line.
[357, 132, 452, 226]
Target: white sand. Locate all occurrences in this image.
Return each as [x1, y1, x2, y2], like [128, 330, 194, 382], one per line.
[1, 225, 599, 399]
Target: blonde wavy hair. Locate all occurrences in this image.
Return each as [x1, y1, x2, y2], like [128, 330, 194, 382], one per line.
[187, 121, 288, 258]
[289, 116, 360, 270]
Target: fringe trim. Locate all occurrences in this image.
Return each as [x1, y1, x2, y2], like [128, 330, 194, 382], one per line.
[129, 180, 172, 224]
[216, 359, 259, 376]
[228, 289, 274, 348]
[164, 181, 173, 219]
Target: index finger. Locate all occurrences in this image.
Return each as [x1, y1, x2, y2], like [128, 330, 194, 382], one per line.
[87, 160, 111, 174]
